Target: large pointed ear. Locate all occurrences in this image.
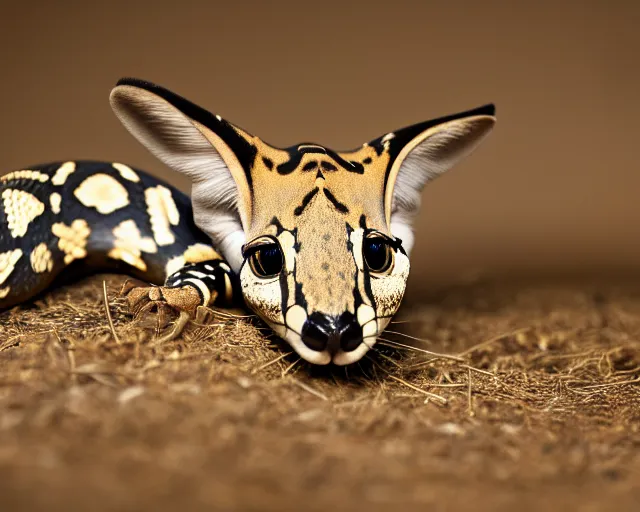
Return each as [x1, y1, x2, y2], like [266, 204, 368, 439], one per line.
[109, 78, 257, 271]
[376, 104, 496, 255]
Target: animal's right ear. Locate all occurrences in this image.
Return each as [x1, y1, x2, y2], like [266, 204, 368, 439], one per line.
[110, 78, 257, 271]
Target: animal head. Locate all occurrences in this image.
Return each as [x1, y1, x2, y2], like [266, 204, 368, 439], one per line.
[110, 78, 496, 365]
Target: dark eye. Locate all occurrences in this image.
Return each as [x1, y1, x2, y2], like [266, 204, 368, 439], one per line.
[248, 243, 284, 278]
[363, 237, 394, 273]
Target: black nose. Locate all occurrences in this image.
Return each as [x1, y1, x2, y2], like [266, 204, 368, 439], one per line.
[301, 312, 363, 354]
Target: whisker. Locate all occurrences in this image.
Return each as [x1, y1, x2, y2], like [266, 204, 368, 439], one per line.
[360, 317, 377, 329]
[359, 313, 401, 331]
[102, 281, 121, 345]
[383, 330, 435, 344]
[377, 338, 464, 362]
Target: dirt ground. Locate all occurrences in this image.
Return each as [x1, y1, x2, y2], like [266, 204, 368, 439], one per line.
[1, 274, 639, 511]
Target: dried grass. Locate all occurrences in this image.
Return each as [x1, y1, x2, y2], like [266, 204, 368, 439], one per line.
[1, 274, 640, 511]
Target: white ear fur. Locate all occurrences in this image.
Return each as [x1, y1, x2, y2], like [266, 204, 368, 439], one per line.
[110, 83, 250, 271]
[386, 114, 496, 255]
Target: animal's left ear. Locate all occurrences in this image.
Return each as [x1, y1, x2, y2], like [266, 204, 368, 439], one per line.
[109, 78, 258, 271]
[377, 104, 496, 255]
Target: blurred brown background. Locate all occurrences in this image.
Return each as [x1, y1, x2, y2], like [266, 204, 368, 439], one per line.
[2, 0, 639, 294]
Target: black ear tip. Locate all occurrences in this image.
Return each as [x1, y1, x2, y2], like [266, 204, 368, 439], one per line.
[477, 103, 496, 117]
[116, 77, 141, 87]
[115, 77, 162, 91]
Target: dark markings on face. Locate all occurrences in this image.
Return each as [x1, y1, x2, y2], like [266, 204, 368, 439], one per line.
[295, 280, 307, 309]
[323, 188, 349, 214]
[302, 161, 318, 172]
[370, 141, 385, 156]
[321, 161, 337, 172]
[276, 159, 299, 175]
[347, 220, 378, 315]
[363, 157, 372, 164]
[276, 145, 365, 175]
[361, 255, 377, 312]
[349, 253, 367, 317]
[270, 216, 285, 234]
[347, 161, 365, 174]
[279, 267, 290, 323]
[294, 187, 319, 216]
[345, 223, 354, 253]
[388, 236, 408, 256]
[262, 156, 274, 170]
[218, 123, 258, 187]
[316, 171, 325, 180]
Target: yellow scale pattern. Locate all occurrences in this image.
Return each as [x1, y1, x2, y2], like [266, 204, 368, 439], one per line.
[1, 189, 45, 238]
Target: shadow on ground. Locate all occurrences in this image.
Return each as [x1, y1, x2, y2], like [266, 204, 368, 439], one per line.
[1, 275, 639, 511]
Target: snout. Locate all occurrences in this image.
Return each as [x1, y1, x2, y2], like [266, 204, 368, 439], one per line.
[301, 312, 363, 355]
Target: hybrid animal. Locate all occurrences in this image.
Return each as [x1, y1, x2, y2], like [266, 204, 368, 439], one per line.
[0, 79, 495, 365]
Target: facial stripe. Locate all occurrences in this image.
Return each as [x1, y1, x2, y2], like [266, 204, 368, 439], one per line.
[293, 188, 319, 216]
[322, 188, 349, 214]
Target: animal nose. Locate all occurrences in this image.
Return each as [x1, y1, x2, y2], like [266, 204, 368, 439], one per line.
[301, 312, 363, 354]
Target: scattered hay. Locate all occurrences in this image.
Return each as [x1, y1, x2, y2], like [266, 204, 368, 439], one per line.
[0, 275, 639, 511]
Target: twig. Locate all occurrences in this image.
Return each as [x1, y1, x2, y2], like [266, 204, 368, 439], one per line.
[388, 374, 447, 404]
[291, 379, 328, 401]
[251, 351, 292, 374]
[282, 358, 301, 377]
[366, 355, 447, 404]
[577, 377, 640, 390]
[467, 367, 474, 417]
[377, 338, 464, 362]
[425, 382, 467, 388]
[460, 364, 496, 377]
[384, 330, 436, 344]
[103, 281, 121, 345]
[375, 351, 404, 368]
